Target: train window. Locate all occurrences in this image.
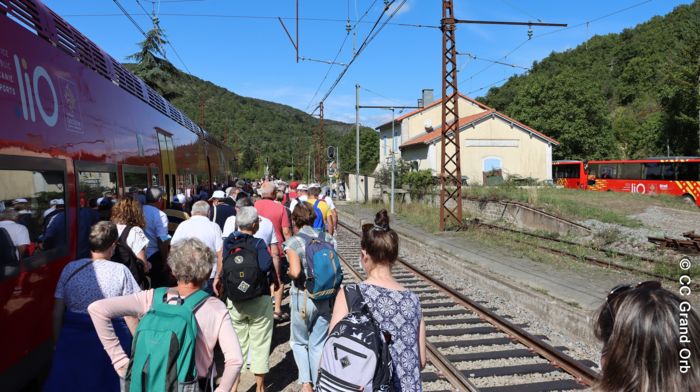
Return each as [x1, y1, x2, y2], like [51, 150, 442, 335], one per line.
[76, 163, 117, 259]
[0, 156, 67, 280]
[619, 163, 642, 180]
[122, 165, 149, 194]
[598, 164, 618, 179]
[677, 163, 700, 181]
[151, 167, 160, 187]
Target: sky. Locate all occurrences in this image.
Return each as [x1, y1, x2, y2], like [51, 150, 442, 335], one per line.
[43, 0, 692, 129]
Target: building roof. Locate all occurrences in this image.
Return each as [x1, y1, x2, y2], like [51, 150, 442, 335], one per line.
[399, 109, 560, 149]
[400, 111, 492, 148]
[375, 93, 493, 130]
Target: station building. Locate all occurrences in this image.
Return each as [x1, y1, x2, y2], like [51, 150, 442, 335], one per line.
[376, 90, 559, 185]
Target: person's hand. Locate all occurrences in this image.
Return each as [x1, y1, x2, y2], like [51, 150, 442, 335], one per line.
[116, 364, 128, 378]
[213, 276, 221, 296]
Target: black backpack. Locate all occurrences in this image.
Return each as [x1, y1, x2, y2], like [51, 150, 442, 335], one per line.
[111, 226, 150, 290]
[316, 284, 394, 392]
[222, 236, 266, 302]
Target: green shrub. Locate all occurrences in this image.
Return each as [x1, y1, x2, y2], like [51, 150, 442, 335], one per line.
[403, 170, 434, 198]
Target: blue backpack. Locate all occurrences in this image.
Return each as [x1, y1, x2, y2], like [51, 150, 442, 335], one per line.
[312, 199, 326, 232]
[299, 233, 342, 300]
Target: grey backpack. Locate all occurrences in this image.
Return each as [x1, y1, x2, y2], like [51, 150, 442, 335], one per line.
[316, 284, 394, 392]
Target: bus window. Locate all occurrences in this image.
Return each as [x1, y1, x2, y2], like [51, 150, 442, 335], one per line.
[643, 163, 675, 180]
[677, 162, 700, 181]
[619, 163, 642, 180]
[123, 165, 149, 194]
[598, 164, 618, 179]
[0, 156, 67, 279]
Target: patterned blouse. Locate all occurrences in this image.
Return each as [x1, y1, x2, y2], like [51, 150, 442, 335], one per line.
[358, 282, 423, 392]
[54, 258, 140, 313]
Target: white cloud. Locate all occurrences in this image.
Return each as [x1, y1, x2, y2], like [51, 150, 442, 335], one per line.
[388, 1, 411, 16]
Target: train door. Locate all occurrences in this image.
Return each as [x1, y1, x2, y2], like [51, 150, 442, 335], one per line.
[157, 132, 177, 208]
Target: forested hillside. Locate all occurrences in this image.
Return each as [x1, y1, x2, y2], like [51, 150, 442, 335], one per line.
[480, 1, 699, 160]
[126, 59, 378, 179]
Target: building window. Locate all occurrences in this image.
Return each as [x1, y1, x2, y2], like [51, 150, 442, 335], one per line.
[483, 157, 502, 172]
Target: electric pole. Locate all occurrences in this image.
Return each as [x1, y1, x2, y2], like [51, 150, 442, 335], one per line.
[438, 0, 566, 230]
[315, 102, 325, 183]
[355, 83, 360, 203]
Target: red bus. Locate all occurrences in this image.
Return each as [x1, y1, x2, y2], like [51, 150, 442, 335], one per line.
[552, 158, 700, 206]
[0, 1, 235, 389]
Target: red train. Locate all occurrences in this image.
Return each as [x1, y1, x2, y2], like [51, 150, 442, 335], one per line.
[552, 158, 700, 206]
[0, 1, 235, 389]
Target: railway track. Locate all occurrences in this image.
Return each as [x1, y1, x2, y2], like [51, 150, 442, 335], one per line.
[335, 222, 599, 392]
[467, 219, 676, 284]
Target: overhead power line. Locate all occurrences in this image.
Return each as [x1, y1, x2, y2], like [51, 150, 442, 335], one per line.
[304, 0, 381, 112]
[62, 12, 439, 29]
[312, 0, 407, 115]
[460, 0, 654, 91]
[457, 52, 530, 70]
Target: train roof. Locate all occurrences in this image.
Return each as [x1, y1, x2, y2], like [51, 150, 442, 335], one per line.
[0, 0, 211, 140]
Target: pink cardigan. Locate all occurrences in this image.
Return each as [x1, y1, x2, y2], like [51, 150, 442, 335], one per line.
[88, 289, 243, 391]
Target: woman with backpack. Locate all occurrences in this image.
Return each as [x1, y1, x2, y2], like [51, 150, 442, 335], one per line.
[88, 237, 244, 392]
[110, 197, 151, 285]
[285, 201, 338, 392]
[329, 210, 426, 392]
[44, 221, 140, 392]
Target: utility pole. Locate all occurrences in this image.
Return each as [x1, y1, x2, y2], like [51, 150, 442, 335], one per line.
[390, 108, 396, 214]
[315, 102, 325, 183]
[439, 0, 461, 231]
[355, 83, 360, 203]
[438, 0, 566, 230]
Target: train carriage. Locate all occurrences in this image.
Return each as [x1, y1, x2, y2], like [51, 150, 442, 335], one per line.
[0, 1, 235, 388]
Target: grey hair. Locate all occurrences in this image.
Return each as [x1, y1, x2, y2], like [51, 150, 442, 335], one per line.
[236, 207, 258, 230]
[308, 187, 321, 197]
[235, 197, 253, 208]
[191, 200, 210, 216]
[167, 238, 214, 284]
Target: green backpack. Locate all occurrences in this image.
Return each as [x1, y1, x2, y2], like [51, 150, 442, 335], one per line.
[126, 287, 209, 392]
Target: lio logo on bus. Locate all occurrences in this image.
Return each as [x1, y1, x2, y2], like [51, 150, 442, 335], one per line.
[14, 55, 58, 127]
[631, 183, 646, 194]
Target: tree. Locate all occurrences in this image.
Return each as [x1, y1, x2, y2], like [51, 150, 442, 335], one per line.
[127, 25, 168, 64]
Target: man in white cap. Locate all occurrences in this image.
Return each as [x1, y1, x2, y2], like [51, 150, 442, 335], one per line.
[209, 190, 235, 232]
[288, 184, 308, 213]
[0, 208, 30, 260]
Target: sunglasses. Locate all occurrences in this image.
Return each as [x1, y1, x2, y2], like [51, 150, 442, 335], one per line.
[606, 280, 661, 320]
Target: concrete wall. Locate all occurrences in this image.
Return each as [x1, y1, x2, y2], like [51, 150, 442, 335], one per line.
[344, 174, 381, 202]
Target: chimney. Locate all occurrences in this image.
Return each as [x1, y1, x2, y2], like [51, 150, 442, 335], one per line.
[417, 98, 423, 108]
[422, 89, 434, 107]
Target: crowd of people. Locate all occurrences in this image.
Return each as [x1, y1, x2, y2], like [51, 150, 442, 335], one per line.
[14, 175, 696, 392]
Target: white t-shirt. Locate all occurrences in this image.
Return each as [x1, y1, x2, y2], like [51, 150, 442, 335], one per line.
[116, 224, 149, 256]
[222, 215, 278, 246]
[0, 220, 30, 259]
[171, 215, 223, 278]
[289, 194, 308, 214]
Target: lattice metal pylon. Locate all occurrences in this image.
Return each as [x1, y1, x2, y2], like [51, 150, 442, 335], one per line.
[315, 102, 325, 182]
[439, 0, 463, 231]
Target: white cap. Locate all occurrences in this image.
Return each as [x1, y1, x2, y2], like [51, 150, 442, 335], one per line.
[54, 199, 65, 205]
[297, 184, 308, 191]
[49, 199, 61, 206]
[209, 190, 226, 200]
[308, 183, 321, 189]
[13, 198, 28, 204]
